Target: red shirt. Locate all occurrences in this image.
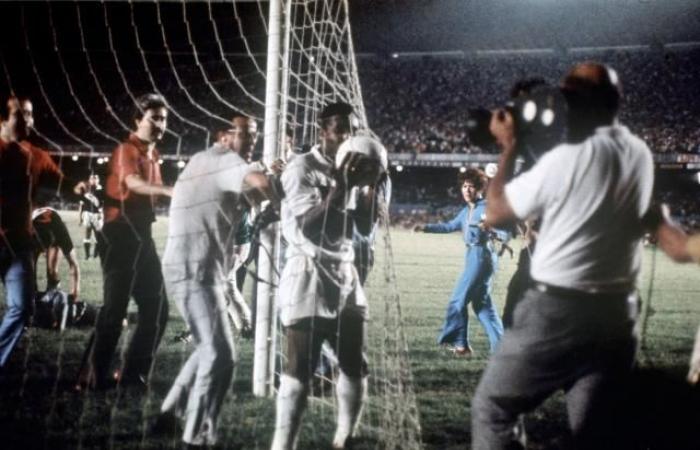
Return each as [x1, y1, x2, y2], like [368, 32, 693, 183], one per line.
[0, 140, 63, 249]
[104, 133, 163, 225]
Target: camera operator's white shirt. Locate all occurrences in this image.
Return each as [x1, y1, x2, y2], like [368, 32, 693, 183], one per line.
[505, 125, 654, 292]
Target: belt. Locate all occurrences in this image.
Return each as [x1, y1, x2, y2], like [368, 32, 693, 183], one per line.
[533, 282, 634, 298]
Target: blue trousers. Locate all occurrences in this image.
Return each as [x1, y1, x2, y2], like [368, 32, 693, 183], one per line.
[437, 246, 503, 352]
[0, 247, 35, 368]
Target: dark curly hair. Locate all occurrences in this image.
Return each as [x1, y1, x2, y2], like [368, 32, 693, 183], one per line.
[458, 168, 487, 191]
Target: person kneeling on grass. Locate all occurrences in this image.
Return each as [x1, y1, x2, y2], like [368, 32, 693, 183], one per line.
[414, 168, 509, 357]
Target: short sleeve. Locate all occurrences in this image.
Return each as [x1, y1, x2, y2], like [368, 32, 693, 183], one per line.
[504, 145, 568, 220]
[32, 146, 64, 192]
[281, 160, 321, 217]
[216, 153, 252, 193]
[112, 144, 141, 180]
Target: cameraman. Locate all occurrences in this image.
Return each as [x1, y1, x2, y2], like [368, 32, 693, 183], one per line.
[471, 62, 694, 449]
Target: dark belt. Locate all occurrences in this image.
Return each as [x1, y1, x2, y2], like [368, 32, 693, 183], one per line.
[533, 282, 633, 298]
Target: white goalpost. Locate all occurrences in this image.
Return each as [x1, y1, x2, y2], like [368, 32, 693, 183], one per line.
[253, 0, 283, 398]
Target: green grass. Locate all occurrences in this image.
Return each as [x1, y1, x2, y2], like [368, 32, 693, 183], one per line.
[1, 211, 699, 449]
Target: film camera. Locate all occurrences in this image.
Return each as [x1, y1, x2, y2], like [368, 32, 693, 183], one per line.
[466, 80, 568, 169]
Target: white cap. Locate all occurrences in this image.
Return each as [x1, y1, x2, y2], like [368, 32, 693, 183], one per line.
[335, 135, 389, 173]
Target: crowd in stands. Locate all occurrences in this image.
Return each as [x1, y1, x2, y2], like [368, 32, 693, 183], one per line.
[21, 46, 700, 156]
[20, 44, 700, 228]
[360, 47, 700, 155]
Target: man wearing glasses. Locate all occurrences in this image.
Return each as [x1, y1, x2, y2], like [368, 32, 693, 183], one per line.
[155, 114, 280, 448]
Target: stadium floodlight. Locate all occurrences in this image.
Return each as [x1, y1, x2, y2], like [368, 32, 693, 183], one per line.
[459, 166, 467, 173]
[176, 160, 186, 169]
[395, 164, 404, 172]
[71, 154, 79, 161]
[391, 52, 399, 59]
[96, 157, 104, 165]
[158, 159, 164, 165]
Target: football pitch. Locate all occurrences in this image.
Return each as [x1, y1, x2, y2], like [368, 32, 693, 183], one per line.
[1, 211, 698, 449]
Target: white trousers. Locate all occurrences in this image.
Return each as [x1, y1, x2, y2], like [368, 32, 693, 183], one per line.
[161, 279, 236, 446]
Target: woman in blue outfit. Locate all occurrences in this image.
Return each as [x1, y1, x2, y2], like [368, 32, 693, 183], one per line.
[415, 169, 508, 356]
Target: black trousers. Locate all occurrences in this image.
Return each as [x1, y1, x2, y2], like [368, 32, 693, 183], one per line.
[86, 220, 169, 387]
[284, 308, 368, 383]
[472, 287, 638, 450]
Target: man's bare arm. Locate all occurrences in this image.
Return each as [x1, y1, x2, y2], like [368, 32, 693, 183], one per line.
[485, 110, 519, 228]
[644, 204, 698, 263]
[124, 174, 172, 197]
[65, 249, 81, 301]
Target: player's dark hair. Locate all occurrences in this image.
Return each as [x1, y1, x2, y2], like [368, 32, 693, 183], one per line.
[133, 93, 167, 122]
[318, 102, 353, 131]
[230, 112, 251, 123]
[223, 113, 255, 134]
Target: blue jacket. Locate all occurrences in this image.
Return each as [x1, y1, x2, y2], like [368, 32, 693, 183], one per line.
[424, 199, 509, 247]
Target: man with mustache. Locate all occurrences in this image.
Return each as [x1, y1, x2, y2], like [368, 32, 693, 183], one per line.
[79, 93, 173, 390]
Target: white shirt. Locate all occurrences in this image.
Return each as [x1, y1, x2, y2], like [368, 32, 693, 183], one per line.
[505, 125, 654, 292]
[163, 145, 253, 284]
[278, 146, 366, 326]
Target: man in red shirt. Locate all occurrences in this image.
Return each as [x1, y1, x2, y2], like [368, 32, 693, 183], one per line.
[0, 96, 66, 370]
[80, 93, 173, 390]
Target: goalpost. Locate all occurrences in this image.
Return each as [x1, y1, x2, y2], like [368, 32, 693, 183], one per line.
[252, 0, 283, 399]
[253, 1, 423, 448]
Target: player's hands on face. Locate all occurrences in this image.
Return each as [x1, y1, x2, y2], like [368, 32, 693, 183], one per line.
[269, 158, 286, 175]
[489, 109, 516, 151]
[337, 152, 383, 188]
